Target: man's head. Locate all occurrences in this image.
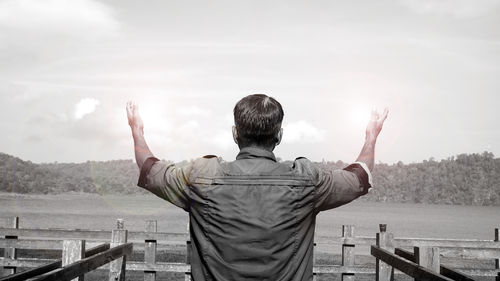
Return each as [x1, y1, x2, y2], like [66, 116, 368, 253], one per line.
[233, 94, 284, 151]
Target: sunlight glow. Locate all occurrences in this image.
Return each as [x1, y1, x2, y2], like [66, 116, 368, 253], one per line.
[347, 105, 371, 130]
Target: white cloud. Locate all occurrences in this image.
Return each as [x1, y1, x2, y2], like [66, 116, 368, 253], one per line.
[74, 98, 100, 119]
[400, 0, 500, 18]
[283, 121, 326, 144]
[0, 0, 119, 60]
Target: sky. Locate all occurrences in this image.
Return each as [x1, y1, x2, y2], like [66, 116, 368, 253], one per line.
[0, 0, 499, 164]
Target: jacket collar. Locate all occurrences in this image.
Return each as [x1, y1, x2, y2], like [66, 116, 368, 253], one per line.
[236, 146, 277, 162]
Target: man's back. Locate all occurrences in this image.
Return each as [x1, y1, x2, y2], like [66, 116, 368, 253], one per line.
[140, 146, 370, 280]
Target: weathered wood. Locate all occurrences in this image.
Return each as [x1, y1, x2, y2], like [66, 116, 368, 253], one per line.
[0, 228, 185, 242]
[495, 228, 499, 269]
[395, 248, 475, 281]
[376, 224, 394, 281]
[0, 239, 63, 250]
[30, 243, 132, 281]
[342, 225, 355, 281]
[0, 243, 110, 281]
[144, 220, 157, 281]
[392, 238, 500, 249]
[439, 247, 500, 259]
[415, 247, 440, 281]
[62, 240, 85, 281]
[185, 221, 191, 281]
[2, 217, 19, 277]
[372, 246, 454, 281]
[109, 220, 127, 281]
[313, 242, 317, 281]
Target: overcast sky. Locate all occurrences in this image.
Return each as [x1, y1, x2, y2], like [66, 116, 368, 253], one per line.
[1, 0, 499, 164]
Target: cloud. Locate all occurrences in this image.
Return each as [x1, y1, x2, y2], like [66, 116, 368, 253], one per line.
[0, 0, 119, 65]
[400, 0, 500, 18]
[74, 98, 100, 119]
[283, 121, 326, 144]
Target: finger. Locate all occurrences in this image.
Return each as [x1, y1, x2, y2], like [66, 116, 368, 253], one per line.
[126, 101, 132, 114]
[381, 107, 389, 122]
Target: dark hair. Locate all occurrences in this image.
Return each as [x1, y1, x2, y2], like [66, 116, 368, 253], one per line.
[233, 94, 284, 148]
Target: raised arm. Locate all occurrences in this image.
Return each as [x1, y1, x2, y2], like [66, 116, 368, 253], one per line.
[126, 101, 155, 169]
[355, 108, 389, 171]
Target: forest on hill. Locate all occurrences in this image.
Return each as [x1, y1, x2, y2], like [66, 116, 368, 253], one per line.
[0, 152, 499, 206]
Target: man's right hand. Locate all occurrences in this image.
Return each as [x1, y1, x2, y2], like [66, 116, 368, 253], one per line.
[365, 108, 388, 140]
[126, 101, 144, 134]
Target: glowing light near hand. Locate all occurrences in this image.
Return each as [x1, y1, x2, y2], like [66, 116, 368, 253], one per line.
[347, 105, 371, 129]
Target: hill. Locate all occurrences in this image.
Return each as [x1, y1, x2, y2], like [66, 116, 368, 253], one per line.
[0, 152, 499, 205]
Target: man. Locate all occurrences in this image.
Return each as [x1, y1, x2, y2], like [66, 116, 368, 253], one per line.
[126, 94, 388, 281]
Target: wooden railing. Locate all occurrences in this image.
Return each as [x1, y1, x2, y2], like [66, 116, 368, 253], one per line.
[1, 217, 499, 281]
[1, 218, 132, 281]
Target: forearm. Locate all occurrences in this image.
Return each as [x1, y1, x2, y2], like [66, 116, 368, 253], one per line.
[131, 128, 154, 169]
[355, 135, 377, 171]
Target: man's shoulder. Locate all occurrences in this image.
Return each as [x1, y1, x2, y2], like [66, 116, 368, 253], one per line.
[292, 157, 322, 184]
[188, 155, 224, 180]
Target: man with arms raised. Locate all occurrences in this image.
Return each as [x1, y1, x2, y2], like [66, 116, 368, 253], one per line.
[126, 94, 388, 281]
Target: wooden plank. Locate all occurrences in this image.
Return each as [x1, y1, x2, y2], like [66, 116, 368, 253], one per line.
[62, 240, 85, 281]
[108, 220, 127, 281]
[439, 247, 500, 259]
[395, 248, 476, 281]
[0, 228, 185, 242]
[376, 224, 394, 281]
[495, 228, 499, 269]
[29, 243, 132, 281]
[342, 225, 355, 281]
[0, 260, 61, 281]
[126, 262, 191, 272]
[185, 221, 191, 281]
[144, 221, 157, 281]
[393, 238, 500, 249]
[372, 246, 454, 281]
[2, 217, 19, 277]
[415, 247, 440, 273]
[0, 239, 63, 250]
[0, 243, 110, 281]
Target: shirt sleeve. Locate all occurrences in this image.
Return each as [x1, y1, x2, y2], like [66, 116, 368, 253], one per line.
[314, 162, 372, 212]
[137, 158, 191, 211]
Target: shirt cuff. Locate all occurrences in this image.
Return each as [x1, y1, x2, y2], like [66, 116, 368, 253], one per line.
[137, 157, 160, 188]
[343, 162, 373, 194]
[352, 161, 373, 187]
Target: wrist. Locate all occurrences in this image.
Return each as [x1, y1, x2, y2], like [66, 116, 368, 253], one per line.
[365, 133, 377, 143]
[131, 126, 144, 137]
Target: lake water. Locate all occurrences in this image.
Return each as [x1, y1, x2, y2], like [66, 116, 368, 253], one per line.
[1, 193, 498, 241]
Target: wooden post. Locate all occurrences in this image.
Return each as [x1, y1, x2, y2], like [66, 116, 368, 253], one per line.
[62, 240, 86, 281]
[414, 246, 440, 281]
[312, 242, 317, 281]
[144, 220, 157, 281]
[185, 221, 191, 281]
[109, 219, 128, 281]
[495, 228, 499, 269]
[342, 225, 355, 281]
[2, 216, 19, 277]
[376, 224, 394, 281]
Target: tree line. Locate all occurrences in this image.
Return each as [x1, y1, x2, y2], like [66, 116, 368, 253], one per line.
[1, 152, 498, 205]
